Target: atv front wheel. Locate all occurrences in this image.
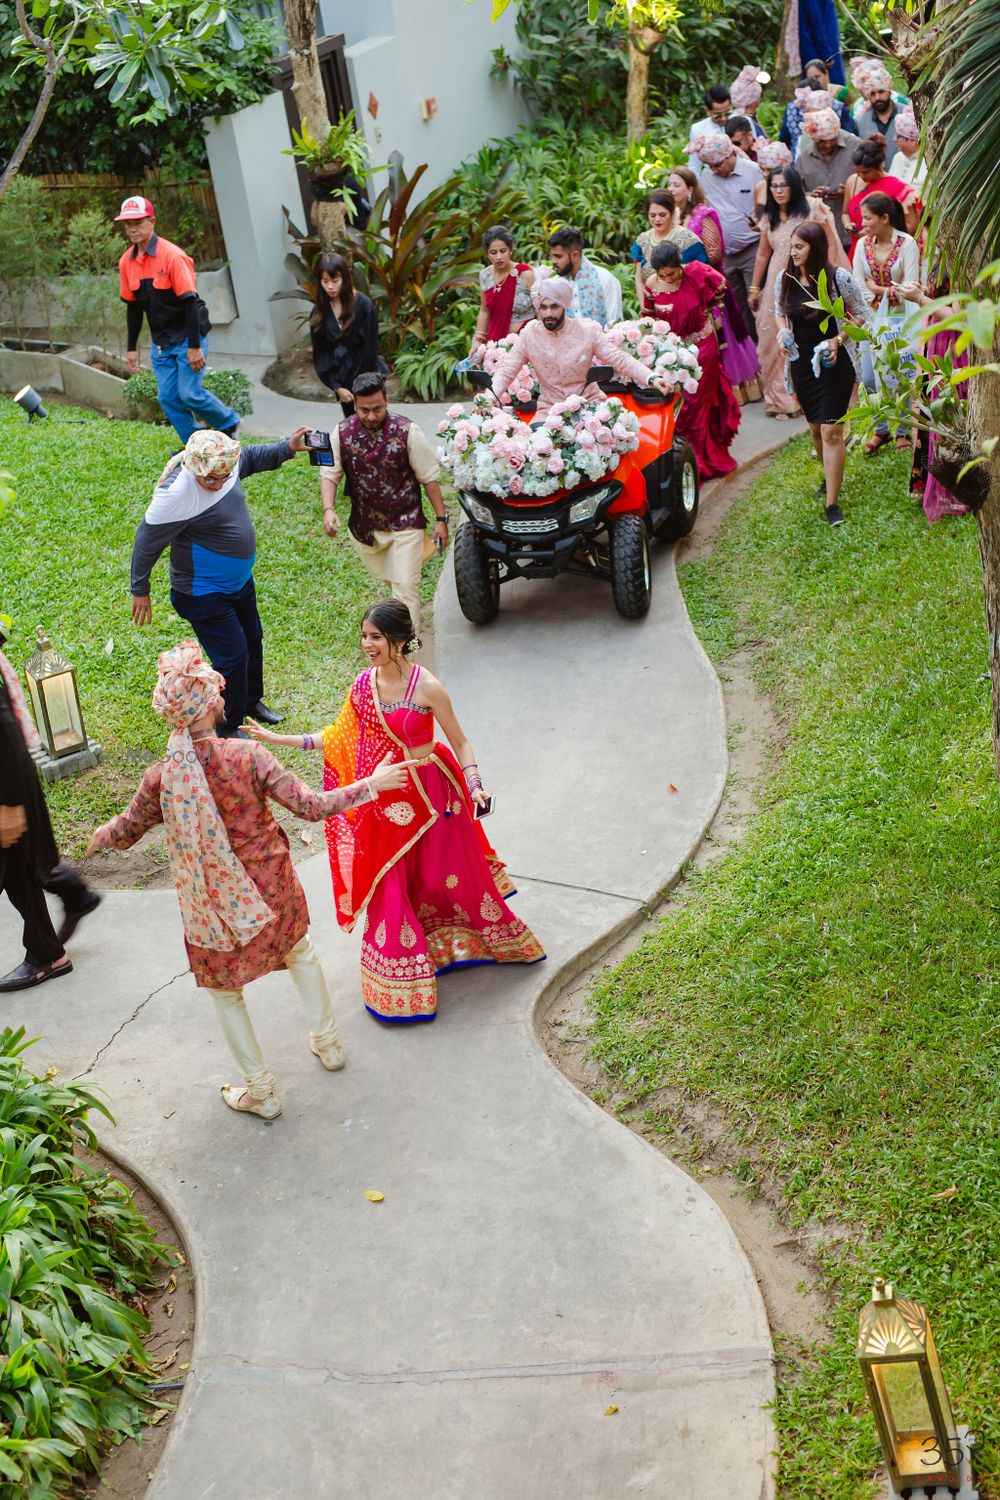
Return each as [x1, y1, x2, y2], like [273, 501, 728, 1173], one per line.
[610, 514, 651, 619]
[454, 522, 500, 624]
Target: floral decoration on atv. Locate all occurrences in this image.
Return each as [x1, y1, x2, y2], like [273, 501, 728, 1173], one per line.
[467, 336, 540, 404]
[437, 393, 641, 499]
[604, 319, 702, 394]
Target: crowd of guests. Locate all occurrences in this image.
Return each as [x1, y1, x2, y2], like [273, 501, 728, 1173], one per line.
[298, 53, 953, 529]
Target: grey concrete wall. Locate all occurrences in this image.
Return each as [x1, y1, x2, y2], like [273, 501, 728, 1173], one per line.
[342, 0, 527, 192]
[203, 91, 307, 358]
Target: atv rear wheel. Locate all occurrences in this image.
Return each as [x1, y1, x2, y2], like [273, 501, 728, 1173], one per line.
[661, 439, 699, 541]
[454, 522, 500, 624]
[610, 513, 651, 619]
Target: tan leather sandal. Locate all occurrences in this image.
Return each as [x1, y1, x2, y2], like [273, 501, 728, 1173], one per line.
[220, 1085, 282, 1120]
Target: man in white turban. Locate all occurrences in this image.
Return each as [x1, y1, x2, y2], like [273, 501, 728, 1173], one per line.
[130, 426, 308, 737]
[491, 276, 669, 418]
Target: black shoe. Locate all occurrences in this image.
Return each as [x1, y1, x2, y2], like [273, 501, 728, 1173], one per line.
[0, 958, 73, 992]
[221, 727, 250, 740]
[247, 700, 284, 726]
[58, 892, 102, 946]
[825, 503, 845, 527]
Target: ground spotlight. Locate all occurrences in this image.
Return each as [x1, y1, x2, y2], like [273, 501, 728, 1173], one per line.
[14, 385, 48, 421]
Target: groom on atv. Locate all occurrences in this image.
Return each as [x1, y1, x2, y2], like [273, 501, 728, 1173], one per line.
[491, 275, 670, 419]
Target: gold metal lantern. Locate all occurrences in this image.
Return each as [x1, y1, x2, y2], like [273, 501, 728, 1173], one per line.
[857, 1277, 961, 1495]
[24, 627, 87, 758]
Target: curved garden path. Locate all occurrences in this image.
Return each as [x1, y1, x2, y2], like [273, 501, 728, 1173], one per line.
[1, 397, 800, 1498]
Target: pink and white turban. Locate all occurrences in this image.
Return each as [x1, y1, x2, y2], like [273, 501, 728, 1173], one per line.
[796, 86, 834, 112]
[894, 106, 920, 141]
[865, 63, 893, 93]
[756, 140, 793, 172]
[850, 56, 878, 93]
[802, 107, 842, 143]
[531, 273, 574, 311]
[730, 65, 762, 110]
[686, 131, 735, 167]
[152, 640, 275, 953]
[182, 429, 241, 479]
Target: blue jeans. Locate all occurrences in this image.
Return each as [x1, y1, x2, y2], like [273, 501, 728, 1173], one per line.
[150, 337, 238, 444]
[171, 577, 264, 734]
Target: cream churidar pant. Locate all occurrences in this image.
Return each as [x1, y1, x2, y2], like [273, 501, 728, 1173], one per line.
[349, 527, 425, 634]
[208, 934, 340, 1101]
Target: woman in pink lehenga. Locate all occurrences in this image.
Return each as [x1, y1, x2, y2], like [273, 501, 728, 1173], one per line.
[669, 167, 762, 404]
[250, 600, 544, 1022]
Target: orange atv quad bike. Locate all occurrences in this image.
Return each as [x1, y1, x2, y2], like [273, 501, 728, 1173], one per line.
[452, 366, 698, 623]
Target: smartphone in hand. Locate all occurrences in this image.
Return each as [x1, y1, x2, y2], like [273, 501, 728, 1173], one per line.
[474, 794, 495, 820]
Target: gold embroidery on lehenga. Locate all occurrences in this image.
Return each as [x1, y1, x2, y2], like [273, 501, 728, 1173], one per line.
[400, 920, 417, 949]
[445, 874, 459, 889]
[480, 893, 503, 922]
[383, 801, 416, 826]
[375, 919, 387, 948]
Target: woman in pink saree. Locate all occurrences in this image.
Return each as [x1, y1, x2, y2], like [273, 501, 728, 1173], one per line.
[250, 600, 544, 1021]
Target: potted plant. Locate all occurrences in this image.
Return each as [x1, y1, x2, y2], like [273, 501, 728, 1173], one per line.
[284, 110, 371, 205]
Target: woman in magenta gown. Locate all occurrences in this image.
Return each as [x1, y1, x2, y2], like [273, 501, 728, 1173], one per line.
[642, 240, 740, 480]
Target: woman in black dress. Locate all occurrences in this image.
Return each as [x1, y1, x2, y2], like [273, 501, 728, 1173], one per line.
[774, 220, 871, 525]
[309, 254, 385, 418]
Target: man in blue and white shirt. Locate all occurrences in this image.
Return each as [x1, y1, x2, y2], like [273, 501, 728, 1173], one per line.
[130, 427, 307, 736]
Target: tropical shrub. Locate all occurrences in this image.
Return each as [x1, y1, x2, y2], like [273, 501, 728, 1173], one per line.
[0, 176, 58, 346]
[0, 1027, 172, 1493]
[340, 152, 522, 356]
[123, 367, 254, 421]
[444, 125, 689, 262]
[56, 208, 123, 358]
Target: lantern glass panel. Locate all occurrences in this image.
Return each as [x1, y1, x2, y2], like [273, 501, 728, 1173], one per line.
[871, 1360, 936, 1474]
[44, 673, 83, 752]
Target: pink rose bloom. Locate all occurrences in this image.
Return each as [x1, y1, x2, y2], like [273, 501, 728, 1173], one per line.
[638, 341, 653, 358]
[508, 473, 524, 495]
[594, 403, 612, 422]
[507, 447, 526, 470]
[577, 430, 596, 449]
[532, 433, 553, 456]
[595, 426, 614, 446]
[454, 433, 470, 452]
[609, 330, 625, 345]
[546, 455, 565, 474]
[611, 423, 628, 440]
[437, 419, 449, 433]
[564, 394, 584, 411]
[447, 403, 464, 418]
[515, 387, 532, 402]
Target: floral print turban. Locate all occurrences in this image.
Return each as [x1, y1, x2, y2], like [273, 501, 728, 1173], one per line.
[730, 65, 762, 110]
[152, 640, 274, 952]
[894, 107, 920, 141]
[686, 131, 736, 167]
[802, 108, 842, 142]
[757, 140, 794, 171]
[182, 429, 241, 479]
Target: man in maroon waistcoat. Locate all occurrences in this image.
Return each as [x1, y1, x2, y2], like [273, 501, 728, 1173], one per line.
[319, 372, 448, 633]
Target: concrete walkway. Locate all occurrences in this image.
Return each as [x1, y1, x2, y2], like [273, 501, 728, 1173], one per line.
[1, 397, 803, 1498]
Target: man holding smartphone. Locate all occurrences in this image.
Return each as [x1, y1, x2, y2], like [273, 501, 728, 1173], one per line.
[318, 372, 448, 634]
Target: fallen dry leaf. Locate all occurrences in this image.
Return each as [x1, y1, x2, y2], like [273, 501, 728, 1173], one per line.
[165, 1302, 174, 1319]
[363, 1190, 385, 1204]
[150, 1409, 168, 1426]
[604, 1405, 619, 1416]
[667, 784, 678, 794]
[179, 1362, 190, 1371]
[166, 1272, 177, 1295]
[930, 1186, 958, 1200]
[163, 1109, 176, 1120]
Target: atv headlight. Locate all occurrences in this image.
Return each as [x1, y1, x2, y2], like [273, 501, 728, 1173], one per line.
[568, 484, 617, 525]
[459, 491, 496, 528]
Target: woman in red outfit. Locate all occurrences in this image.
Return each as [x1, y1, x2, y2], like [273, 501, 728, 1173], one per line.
[642, 240, 740, 479]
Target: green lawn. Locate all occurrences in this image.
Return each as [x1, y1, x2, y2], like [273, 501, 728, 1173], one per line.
[0, 402, 443, 856]
[588, 440, 1000, 1498]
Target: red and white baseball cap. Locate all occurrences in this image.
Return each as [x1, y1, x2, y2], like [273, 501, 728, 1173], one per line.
[114, 195, 155, 221]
